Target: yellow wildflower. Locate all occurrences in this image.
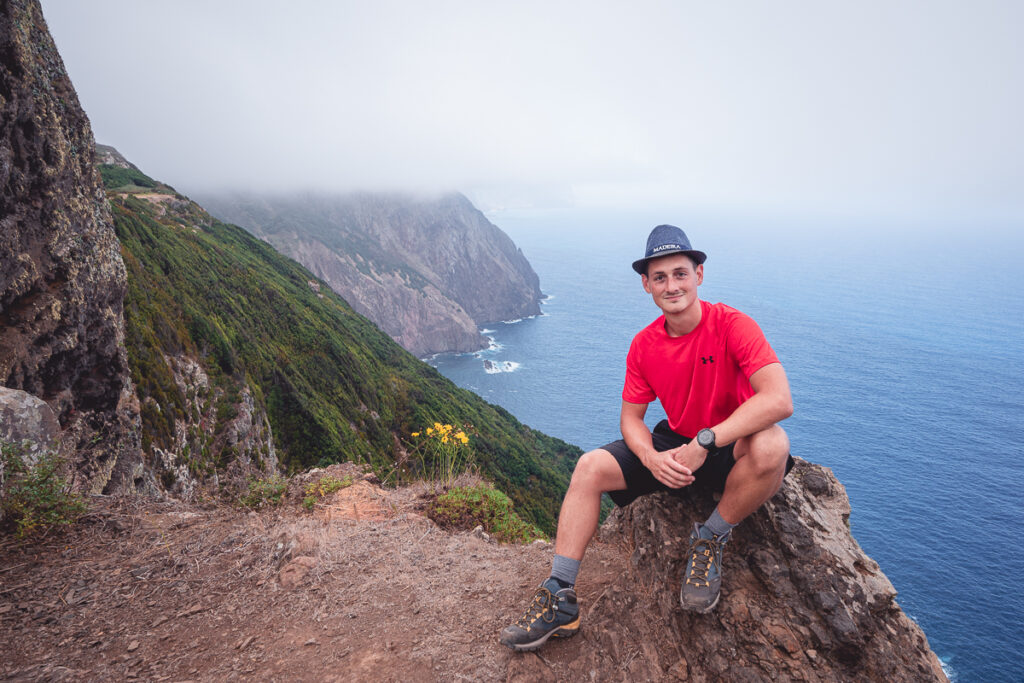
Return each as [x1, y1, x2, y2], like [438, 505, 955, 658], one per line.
[411, 432, 420, 437]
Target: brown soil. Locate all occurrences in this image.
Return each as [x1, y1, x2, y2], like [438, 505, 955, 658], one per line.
[0, 465, 629, 682]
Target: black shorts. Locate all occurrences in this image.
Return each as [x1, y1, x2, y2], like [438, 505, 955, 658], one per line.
[601, 420, 794, 507]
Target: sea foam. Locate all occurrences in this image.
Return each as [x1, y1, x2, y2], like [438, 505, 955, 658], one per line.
[482, 359, 520, 374]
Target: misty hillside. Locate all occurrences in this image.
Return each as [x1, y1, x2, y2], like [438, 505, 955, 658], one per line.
[101, 162, 578, 531]
[197, 191, 543, 357]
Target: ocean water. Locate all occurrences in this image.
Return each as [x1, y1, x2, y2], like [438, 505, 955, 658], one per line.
[429, 207, 1024, 682]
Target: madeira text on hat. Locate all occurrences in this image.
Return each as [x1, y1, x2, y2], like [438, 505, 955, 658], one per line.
[631, 224, 707, 274]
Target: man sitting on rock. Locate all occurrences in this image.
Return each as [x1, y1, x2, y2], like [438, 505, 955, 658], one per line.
[500, 224, 794, 652]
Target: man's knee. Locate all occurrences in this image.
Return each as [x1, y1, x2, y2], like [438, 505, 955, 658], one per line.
[735, 425, 789, 477]
[569, 448, 624, 493]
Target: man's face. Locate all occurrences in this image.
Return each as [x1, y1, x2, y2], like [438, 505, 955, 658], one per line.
[641, 253, 703, 315]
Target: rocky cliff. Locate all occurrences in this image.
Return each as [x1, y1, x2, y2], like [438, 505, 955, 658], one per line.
[197, 192, 543, 357]
[0, 0, 141, 493]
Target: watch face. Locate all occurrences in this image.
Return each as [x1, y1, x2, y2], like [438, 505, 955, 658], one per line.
[698, 429, 714, 449]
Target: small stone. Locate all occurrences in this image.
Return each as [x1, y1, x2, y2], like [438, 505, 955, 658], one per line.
[278, 556, 317, 589]
[668, 657, 688, 680]
[303, 638, 318, 647]
[127, 641, 139, 652]
[176, 604, 206, 618]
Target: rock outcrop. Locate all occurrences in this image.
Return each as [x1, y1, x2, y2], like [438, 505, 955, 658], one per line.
[0, 386, 60, 521]
[149, 353, 278, 500]
[198, 192, 543, 357]
[0, 0, 141, 493]
[95, 143, 135, 169]
[0, 386, 60, 461]
[512, 459, 947, 682]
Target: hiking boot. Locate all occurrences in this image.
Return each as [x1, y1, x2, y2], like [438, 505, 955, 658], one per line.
[500, 577, 580, 651]
[680, 522, 727, 613]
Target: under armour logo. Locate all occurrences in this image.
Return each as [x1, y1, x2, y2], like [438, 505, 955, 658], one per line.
[701, 356, 714, 364]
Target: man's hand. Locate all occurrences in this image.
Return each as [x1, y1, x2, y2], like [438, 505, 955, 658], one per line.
[671, 440, 708, 478]
[642, 448, 698, 489]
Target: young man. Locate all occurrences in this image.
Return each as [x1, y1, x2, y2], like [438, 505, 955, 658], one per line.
[500, 224, 794, 652]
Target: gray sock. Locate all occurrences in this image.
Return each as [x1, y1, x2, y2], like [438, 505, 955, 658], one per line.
[703, 507, 737, 540]
[550, 554, 581, 588]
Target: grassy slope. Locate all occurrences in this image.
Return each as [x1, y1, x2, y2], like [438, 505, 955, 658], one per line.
[105, 167, 578, 532]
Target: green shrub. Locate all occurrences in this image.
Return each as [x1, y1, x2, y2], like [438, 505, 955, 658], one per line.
[239, 475, 288, 509]
[302, 473, 352, 511]
[1, 441, 88, 540]
[98, 164, 158, 190]
[427, 483, 545, 544]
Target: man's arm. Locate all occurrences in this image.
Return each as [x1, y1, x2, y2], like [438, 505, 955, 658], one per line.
[620, 400, 694, 488]
[711, 362, 793, 446]
[672, 362, 793, 472]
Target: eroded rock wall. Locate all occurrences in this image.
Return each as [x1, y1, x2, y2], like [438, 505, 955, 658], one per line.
[151, 354, 278, 499]
[0, 0, 141, 493]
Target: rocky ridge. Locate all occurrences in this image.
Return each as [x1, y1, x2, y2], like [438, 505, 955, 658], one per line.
[197, 192, 544, 357]
[1, 460, 946, 681]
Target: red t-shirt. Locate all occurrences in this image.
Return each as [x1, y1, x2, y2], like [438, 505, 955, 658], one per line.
[622, 300, 779, 438]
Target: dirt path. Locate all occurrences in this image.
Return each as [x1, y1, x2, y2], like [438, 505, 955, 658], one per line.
[0, 466, 630, 682]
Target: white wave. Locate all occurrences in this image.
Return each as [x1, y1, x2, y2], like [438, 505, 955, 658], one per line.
[482, 359, 521, 374]
[480, 328, 496, 334]
[502, 317, 525, 324]
[938, 656, 957, 682]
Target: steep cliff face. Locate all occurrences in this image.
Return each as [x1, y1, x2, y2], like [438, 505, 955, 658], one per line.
[198, 192, 543, 357]
[0, 0, 141, 493]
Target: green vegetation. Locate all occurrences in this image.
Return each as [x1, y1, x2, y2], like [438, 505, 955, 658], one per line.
[427, 483, 545, 544]
[239, 475, 288, 509]
[102, 164, 579, 533]
[98, 165, 160, 192]
[1, 442, 88, 540]
[303, 473, 353, 511]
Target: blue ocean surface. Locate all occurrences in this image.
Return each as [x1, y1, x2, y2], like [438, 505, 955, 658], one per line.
[429, 207, 1024, 682]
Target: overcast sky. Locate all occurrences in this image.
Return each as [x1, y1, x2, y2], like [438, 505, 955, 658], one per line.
[41, 1, 1024, 222]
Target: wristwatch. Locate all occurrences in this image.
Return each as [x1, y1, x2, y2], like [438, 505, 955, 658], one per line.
[696, 428, 717, 453]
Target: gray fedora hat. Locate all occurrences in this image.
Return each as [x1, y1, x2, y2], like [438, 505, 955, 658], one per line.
[631, 224, 707, 274]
